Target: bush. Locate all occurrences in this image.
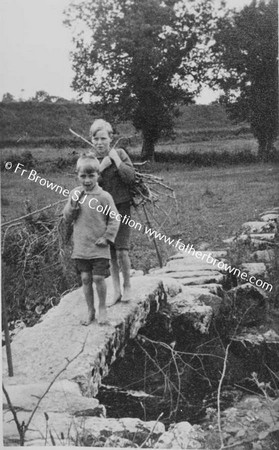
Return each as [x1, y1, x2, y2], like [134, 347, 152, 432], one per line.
[1, 209, 79, 328]
[1, 150, 36, 171]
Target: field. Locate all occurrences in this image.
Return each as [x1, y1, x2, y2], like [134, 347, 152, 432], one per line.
[2, 144, 279, 273]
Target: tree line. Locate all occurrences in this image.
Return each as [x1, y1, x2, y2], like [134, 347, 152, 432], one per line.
[64, 0, 278, 161]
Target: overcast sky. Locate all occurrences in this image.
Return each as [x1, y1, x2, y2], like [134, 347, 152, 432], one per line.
[0, 0, 251, 104]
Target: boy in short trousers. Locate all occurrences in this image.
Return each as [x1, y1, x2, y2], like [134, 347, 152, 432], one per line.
[90, 119, 136, 303]
[63, 154, 119, 325]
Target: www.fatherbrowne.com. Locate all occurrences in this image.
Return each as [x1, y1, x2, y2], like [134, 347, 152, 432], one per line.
[7, 163, 273, 293]
[144, 227, 273, 293]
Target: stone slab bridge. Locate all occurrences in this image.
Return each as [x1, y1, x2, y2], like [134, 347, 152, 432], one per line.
[3, 249, 227, 393]
[3, 203, 278, 448]
[2, 249, 229, 444]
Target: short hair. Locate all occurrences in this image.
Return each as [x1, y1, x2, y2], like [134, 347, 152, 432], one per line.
[76, 153, 100, 172]
[89, 119, 113, 138]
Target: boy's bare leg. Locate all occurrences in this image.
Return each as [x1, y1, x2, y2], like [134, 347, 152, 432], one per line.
[94, 275, 108, 324]
[117, 249, 132, 302]
[81, 272, 95, 325]
[110, 246, 122, 303]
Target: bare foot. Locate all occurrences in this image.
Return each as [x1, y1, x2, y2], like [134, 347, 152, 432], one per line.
[98, 308, 108, 325]
[112, 289, 122, 302]
[80, 309, 95, 326]
[122, 286, 132, 302]
[111, 294, 122, 306]
[80, 317, 96, 326]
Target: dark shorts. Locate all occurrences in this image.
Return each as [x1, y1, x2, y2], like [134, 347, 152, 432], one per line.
[112, 201, 131, 250]
[75, 258, 110, 278]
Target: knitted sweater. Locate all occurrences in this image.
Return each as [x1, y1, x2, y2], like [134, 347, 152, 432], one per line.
[63, 184, 120, 260]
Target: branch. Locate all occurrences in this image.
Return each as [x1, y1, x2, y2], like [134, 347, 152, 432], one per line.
[217, 343, 230, 449]
[25, 333, 89, 430]
[2, 384, 25, 445]
[3, 332, 89, 445]
[2, 199, 67, 228]
[140, 412, 164, 448]
[69, 128, 95, 149]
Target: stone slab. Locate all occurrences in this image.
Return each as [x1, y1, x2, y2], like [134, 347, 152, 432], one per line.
[166, 259, 224, 272]
[251, 249, 275, 263]
[241, 221, 276, 233]
[180, 273, 224, 285]
[3, 412, 165, 447]
[155, 421, 203, 449]
[2, 276, 178, 393]
[184, 284, 224, 297]
[168, 250, 228, 261]
[2, 380, 100, 415]
[241, 262, 267, 278]
[150, 269, 223, 279]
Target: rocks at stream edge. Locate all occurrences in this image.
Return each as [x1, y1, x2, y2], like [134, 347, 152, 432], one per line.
[221, 283, 268, 328]
[154, 421, 204, 449]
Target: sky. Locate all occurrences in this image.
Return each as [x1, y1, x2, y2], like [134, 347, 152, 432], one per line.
[0, 0, 251, 104]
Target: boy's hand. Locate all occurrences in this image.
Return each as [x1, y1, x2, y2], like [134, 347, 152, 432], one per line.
[95, 236, 108, 247]
[109, 148, 122, 167]
[99, 156, 112, 172]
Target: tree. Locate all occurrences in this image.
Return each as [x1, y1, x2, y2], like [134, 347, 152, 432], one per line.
[212, 0, 278, 161]
[2, 92, 15, 103]
[65, 0, 217, 160]
[31, 90, 51, 102]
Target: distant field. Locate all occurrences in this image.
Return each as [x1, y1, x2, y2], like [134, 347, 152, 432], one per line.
[0, 102, 250, 148]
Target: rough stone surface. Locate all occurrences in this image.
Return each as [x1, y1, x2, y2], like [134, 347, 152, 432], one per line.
[168, 289, 222, 334]
[240, 262, 267, 278]
[3, 412, 165, 447]
[260, 212, 279, 222]
[249, 233, 275, 242]
[168, 250, 228, 261]
[80, 417, 165, 444]
[232, 328, 279, 345]
[154, 421, 203, 449]
[3, 380, 101, 415]
[150, 268, 223, 279]
[251, 249, 275, 263]
[180, 273, 224, 286]
[2, 276, 173, 394]
[166, 259, 222, 272]
[241, 221, 276, 233]
[104, 436, 138, 447]
[203, 395, 279, 450]
[224, 283, 267, 327]
[185, 284, 224, 297]
[130, 269, 144, 277]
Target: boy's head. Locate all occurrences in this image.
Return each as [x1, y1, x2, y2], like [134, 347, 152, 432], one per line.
[89, 119, 113, 158]
[76, 153, 100, 191]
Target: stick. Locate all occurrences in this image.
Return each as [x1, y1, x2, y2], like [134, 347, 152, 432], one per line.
[2, 292, 13, 376]
[2, 385, 24, 445]
[1, 199, 67, 227]
[217, 343, 230, 448]
[142, 204, 163, 268]
[69, 128, 95, 149]
[2, 334, 89, 446]
[25, 335, 89, 431]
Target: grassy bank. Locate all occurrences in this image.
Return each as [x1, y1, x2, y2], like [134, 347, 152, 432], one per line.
[0, 102, 251, 148]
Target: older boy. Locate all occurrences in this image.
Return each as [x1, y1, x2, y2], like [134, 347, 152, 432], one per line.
[90, 119, 136, 303]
